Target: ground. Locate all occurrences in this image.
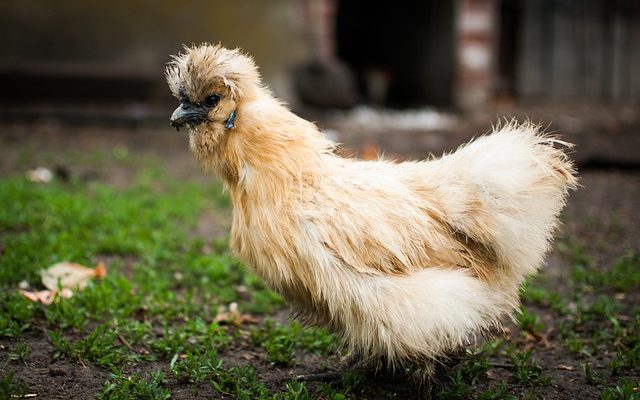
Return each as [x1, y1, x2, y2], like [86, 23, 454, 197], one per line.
[0, 120, 638, 399]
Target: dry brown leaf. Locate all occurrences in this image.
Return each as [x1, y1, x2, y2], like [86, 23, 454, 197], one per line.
[41, 261, 106, 291]
[19, 288, 73, 305]
[214, 302, 258, 326]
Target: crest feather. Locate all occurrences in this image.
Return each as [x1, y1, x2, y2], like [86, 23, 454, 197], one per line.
[165, 43, 261, 102]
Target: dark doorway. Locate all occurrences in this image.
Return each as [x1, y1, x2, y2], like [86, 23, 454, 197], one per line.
[335, 1, 456, 108]
[496, 0, 522, 100]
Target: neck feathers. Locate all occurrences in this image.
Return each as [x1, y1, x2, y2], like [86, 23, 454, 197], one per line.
[211, 91, 334, 198]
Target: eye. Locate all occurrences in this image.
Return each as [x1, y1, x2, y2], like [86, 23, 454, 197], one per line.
[203, 94, 220, 107]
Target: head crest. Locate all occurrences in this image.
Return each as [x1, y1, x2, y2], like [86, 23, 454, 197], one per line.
[166, 43, 261, 102]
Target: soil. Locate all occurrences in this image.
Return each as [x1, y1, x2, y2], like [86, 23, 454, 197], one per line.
[1, 118, 638, 399]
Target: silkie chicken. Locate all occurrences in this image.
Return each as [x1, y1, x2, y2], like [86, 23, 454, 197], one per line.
[166, 44, 577, 377]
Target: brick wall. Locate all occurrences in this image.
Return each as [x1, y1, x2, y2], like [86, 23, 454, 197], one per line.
[455, 0, 498, 108]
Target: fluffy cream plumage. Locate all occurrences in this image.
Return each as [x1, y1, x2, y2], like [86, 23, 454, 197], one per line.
[166, 44, 577, 371]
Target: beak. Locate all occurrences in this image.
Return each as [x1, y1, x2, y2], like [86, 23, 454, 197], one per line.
[170, 103, 207, 130]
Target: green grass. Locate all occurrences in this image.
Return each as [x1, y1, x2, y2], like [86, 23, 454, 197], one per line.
[1, 148, 638, 399]
[435, 352, 492, 399]
[4, 342, 31, 366]
[600, 379, 640, 400]
[0, 292, 37, 338]
[169, 349, 222, 383]
[0, 160, 343, 398]
[98, 370, 171, 400]
[0, 373, 28, 399]
[250, 320, 336, 367]
[506, 348, 550, 387]
[517, 307, 545, 335]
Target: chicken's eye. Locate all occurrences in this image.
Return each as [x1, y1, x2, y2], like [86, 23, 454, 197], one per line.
[204, 94, 220, 107]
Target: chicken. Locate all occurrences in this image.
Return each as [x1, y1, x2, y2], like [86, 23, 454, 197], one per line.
[165, 44, 577, 375]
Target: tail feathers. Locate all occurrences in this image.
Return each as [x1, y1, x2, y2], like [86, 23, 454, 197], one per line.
[339, 267, 518, 366]
[437, 122, 577, 281]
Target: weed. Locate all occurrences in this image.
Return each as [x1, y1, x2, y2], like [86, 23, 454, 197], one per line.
[571, 252, 640, 292]
[250, 320, 336, 366]
[481, 339, 506, 356]
[210, 364, 271, 399]
[557, 239, 593, 269]
[314, 370, 365, 400]
[0, 292, 37, 338]
[340, 370, 366, 394]
[0, 372, 28, 399]
[150, 318, 228, 357]
[507, 348, 550, 386]
[436, 352, 491, 399]
[277, 381, 314, 400]
[600, 379, 640, 400]
[583, 362, 604, 385]
[517, 307, 545, 334]
[436, 372, 474, 400]
[5, 342, 31, 366]
[521, 277, 550, 305]
[589, 295, 621, 319]
[478, 381, 517, 400]
[169, 349, 222, 383]
[565, 337, 589, 357]
[49, 324, 147, 368]
[609, 343, 640, 375]
[98, 370, 170, 400]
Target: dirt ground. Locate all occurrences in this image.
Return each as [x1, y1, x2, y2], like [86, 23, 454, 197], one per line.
[1, 118, 639, 399]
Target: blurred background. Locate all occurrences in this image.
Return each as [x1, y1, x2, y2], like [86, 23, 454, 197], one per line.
[1, 0, 639, 166]
[0, 0, 639, 164]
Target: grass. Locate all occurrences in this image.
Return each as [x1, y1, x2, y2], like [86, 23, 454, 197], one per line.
[0, 373, 28, 399]
[1, 145, 638, 399]
[250, 320, 336, 367]
[98, 371, 171, 400]
[0, 155, 344, 398]
[506, 347, 550, 387]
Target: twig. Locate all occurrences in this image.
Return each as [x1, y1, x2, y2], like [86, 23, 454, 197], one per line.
[116, 332, 135, 352]
[489, 362, 513, 369]
[294, 371, 343, 382]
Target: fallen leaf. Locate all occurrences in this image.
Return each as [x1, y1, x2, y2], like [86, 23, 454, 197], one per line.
[19, 288, 73, 305]
[26, 167, 53, 183]
[41, 261, 106, 291]
[556, 364, 575, 371]
[214, 302, 258, 326]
